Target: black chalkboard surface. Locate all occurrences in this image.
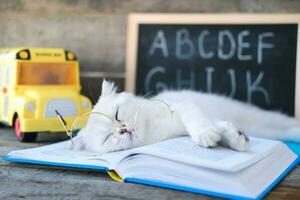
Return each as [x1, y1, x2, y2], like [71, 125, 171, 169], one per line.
[126, 14, 300, 117]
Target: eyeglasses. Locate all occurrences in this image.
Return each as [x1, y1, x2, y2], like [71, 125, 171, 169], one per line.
[55, 99, 174, 148]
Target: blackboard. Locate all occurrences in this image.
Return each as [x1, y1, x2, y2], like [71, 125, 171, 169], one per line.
[126, 14, 300, 117]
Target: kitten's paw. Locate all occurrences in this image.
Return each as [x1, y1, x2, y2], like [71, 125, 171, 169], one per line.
[221, 124, 249, 151]
[191, 126, 221, 148]
[68, 136, 85, 151]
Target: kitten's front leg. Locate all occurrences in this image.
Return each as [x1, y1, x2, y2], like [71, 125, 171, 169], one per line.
[173, 102, 221, 148]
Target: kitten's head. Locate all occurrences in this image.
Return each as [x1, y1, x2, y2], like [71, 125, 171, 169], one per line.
[78, 80, 144, 153]
[76, 79, 172, 154]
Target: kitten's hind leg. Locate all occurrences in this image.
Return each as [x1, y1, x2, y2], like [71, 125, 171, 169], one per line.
[285, 128, 300, 142]
[247, 127, 300, 142]
[214, 121, 249, 151]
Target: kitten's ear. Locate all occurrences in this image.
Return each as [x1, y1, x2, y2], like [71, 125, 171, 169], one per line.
[101, 79, 118, 96]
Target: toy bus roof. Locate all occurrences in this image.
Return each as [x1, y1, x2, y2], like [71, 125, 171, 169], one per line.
[0, 47, 77, 61]
[0, 47, 70, 54]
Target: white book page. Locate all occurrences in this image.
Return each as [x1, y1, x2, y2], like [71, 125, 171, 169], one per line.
[7, 140, 113, 169]
[127, 136, 281, 172]
[7, 136, 282, 173]
[118, 142, 296, 199]
[6, 140, 148, 171]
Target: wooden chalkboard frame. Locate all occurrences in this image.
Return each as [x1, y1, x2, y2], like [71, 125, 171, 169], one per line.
[126, 13, 300, 117]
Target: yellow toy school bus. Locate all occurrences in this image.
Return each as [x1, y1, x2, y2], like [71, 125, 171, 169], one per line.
[0, 48, 92, 142]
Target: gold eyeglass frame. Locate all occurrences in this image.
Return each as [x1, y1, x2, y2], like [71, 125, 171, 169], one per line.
[55, 98, 174, 147]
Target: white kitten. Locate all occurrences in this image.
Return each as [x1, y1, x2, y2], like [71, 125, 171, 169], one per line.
[72, 80, 300, 153]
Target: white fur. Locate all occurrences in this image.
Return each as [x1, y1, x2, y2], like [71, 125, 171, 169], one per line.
[72, 80, 300, 153]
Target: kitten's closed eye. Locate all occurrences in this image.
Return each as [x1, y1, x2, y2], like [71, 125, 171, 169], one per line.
[115, 108, 121, 122]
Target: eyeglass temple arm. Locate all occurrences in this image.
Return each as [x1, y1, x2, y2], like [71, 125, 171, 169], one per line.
[55, 110, 71, 135]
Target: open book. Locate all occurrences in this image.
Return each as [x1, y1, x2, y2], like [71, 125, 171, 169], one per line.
[4, 136, 299, 200]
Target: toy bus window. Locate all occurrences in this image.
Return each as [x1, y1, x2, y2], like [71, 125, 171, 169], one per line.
[17, 63, 77, 85]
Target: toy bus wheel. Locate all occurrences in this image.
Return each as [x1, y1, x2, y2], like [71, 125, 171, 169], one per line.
[0, 122, 5, 127]
[14, 117, 37, 142]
